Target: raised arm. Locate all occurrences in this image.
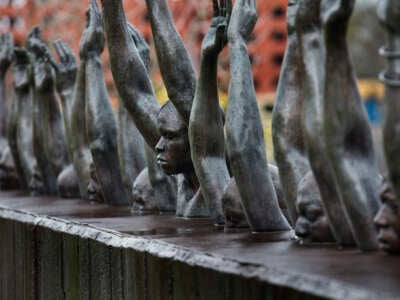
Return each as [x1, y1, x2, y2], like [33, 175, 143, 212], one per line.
[54, 38, 93, 199]
[322, 0, 380, 251]
[100, 0, 160, 148]
[52, 40, 77, 152]
[189, 0, 231, 225]
[0, 33, 13, 151]
[378, 0, 400, 205]
[295, 0, 354, 245]
[271, 0, 311, 225]
[145, 0, 196, 123]
[83, 0, 129, 205]
[27, 27, 69, 194]
[226, 0, 291, 232]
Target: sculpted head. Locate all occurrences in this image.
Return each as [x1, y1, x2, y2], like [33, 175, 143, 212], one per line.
[374, 179, 400, 253]
[295, 172, 335, 243]
[87, 162, 103, 202]
[155, 101, 192, 175]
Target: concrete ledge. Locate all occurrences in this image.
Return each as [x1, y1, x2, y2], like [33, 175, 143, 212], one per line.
[0, 191, 398, 299]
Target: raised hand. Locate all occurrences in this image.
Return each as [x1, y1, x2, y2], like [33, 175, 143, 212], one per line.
[26, 27, 56, 92]
[286, 0, 299, 35]
[79, 0, 105, 60]
[13, 48, 31, 90]
[127, 23, 151, 70]
[52, 40, 77, 93]
[377, 0, 400, 33]
[296, 0, 321, 32]
[227, 0, 257, 44]
[26, 27, 51, 60]
[0, 33, 14, 77]
[202, 0, 232, 56]
[321, 0, 355, 28]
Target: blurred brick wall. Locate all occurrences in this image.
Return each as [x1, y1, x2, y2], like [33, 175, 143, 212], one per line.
[0, 0, 287, 102]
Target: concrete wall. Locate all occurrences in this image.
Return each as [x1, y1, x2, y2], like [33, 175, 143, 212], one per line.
[0, 213, 321, 300]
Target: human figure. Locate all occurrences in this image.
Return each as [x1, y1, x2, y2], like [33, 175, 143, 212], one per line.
[296, 0, 354, 245]
[222, 166, 289, 230]
[295, 171, 335, 243]
[322, 0, 380, 251]
[272, 0, 312, 226]
[26, 27, 70, 195]
[189, 0, 231, 225]
[52, 38, 97, 200]
[378, 0, 400, 206]
[374, 178, 400, 253]
[101, 0, 208, 217]
[0, 33, 13, 159]
[8, 47, 43, 194]
[225, 0, 291, 232]
[374, 0, 400, 254]
[0, 33, 19, 189]
[51, 40, 81, 198]
[80, 0, 131, 205]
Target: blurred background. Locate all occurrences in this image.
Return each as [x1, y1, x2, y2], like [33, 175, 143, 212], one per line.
[0, 0, 387, 165]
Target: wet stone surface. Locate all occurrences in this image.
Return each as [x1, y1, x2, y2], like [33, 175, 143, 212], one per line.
[0, 191, 399, 299]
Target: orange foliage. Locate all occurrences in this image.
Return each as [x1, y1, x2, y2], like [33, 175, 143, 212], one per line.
[2, 0, 287, 97]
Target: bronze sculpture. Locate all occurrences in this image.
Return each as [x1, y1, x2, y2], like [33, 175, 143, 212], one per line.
[322, 0, 381, 251]
[189, 0, 231, 225]
[376, 0, 400, 253]
[81, 1, 130, 205]
[52, 40, 81, 198]
[225, 0, 291, 232]
[295, 171, 335, 243]
[0, 33, 19, 189]
[296, 0, 354, 246]
[26, 27, 70, 195]
[101, 0, 208, 217]
[272, 0, 312, 226]
[374, 178, 400, 253]
[9, 47, 43, 193]
[53, 38, 99, 201]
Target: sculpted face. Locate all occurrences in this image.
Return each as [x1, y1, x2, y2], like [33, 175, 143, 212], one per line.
[295, 173, 335, 243]
[155, 101, 192, 175]
[374, 182, 400, 253]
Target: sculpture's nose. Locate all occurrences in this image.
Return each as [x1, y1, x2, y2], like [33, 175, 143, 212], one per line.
[155, 137, 166, 153]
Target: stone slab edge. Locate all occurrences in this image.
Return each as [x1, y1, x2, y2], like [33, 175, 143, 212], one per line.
[0, 205, 393, 300]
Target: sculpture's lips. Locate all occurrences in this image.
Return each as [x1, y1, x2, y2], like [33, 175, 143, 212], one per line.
[156, 157, 168, 165]
[378, 239, 392, 251]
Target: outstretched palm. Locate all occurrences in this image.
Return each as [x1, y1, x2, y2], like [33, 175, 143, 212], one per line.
[79, 0, 105, 60]
[13, 48, 31, 90]
[0, 33, 13, 76]
[53, 40, 77, 93]
[202, 0, 232, 56]
[321, 0, 355, 28]
[127, 23, 151, 70]
[26, 27, 56, 91]
[227, 0, 258, 43]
